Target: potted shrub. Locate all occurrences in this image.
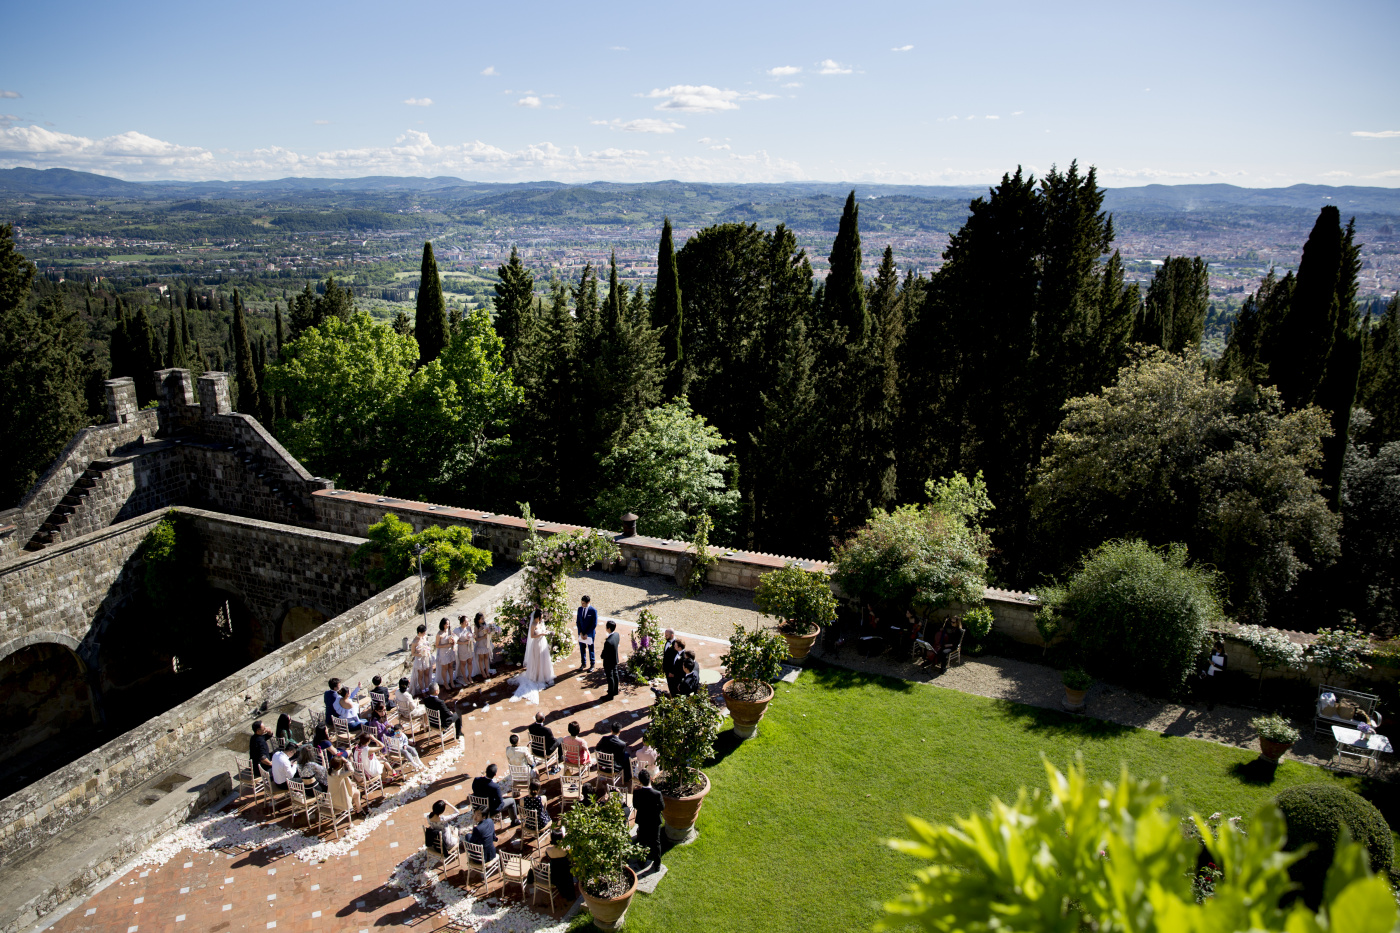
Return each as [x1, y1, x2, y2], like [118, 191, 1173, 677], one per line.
[624, 608, 666, 686]
[1062, 667, 1092, 711]
[644, 692, 722, 843]
[755, 563, 837, 662]
[962, 605, 995, 653]
[1251, 713, 1301, 762]
[719, 623, 788, 739]
[560, 795, 644, 931]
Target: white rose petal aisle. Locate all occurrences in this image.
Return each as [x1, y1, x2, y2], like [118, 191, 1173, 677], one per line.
[388, 850, 573, 933]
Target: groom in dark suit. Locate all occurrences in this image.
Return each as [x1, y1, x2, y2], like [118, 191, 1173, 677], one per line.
[576, 595, 598, 669]
[602, 620, 621, 699]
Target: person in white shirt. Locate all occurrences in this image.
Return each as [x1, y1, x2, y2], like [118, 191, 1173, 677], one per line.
[269, 746, 296, 791]
[505, 733, 538, 770]
[384, 725, 424, 771]
[395, 677, 425, 720]
[334, 686, 365, 729]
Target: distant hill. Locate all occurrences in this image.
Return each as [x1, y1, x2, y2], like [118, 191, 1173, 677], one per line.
[3, 166, 1399, 215]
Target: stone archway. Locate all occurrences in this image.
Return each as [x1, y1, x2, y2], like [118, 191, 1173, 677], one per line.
[279, 605, 330, 645]
[0, 636, 99, 774]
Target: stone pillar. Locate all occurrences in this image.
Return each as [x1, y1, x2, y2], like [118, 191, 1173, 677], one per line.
[198, 372, 232, 417]
[156, 368, 195, 409]
[104, 377, 138, 424]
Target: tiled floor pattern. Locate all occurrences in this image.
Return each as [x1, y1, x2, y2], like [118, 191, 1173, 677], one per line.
[48, 642, 731, 933]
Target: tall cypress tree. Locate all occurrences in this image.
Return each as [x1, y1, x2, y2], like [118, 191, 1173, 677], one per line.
[1358, 294, 1400, 444]
[130, 305, 163, 405]
[493, 246, 535, 371]
[1314, 218, 1364, 509]
[273, 303, 285, 353]
[824, 191, 868, 340]
[231, 290, 261, 417]
[1266, 207, 1346, 409]
[414, 241, 448, 365]
[654, 217, 684, 397]
[166, 313, 188, 370]
[1137, 255, 1209, 354]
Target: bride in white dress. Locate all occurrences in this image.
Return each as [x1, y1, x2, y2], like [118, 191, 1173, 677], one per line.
[511, 609, 555, 703]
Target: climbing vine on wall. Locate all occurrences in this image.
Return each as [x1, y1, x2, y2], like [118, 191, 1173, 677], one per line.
[496, 528, 621, 663]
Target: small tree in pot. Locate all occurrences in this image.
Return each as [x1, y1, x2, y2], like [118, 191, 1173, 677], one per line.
[755, 563, 837, 661]
[1062, 667, 1092, 711]
[720, 623, 788, 739]
[561, 795, 645, 931]
[644, 692, 722, 843]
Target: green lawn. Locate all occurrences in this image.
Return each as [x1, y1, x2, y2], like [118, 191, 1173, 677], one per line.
[596, 663, 1379, 933]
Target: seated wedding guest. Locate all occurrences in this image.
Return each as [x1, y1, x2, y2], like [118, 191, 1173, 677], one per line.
[334, 686, 365, 730]
[296, 745, 328, 795]
[427, 799, 464, 852]
[249, 720, 273, 777]
[528, 711, 560, 757]
[634, 742, 659, 778]
[595, 719, 632, 784]
[467, 810, 498, 863]
[674, 658, 701, 697]
[274, 713, 295, 747]
[269, 743, 296, 791]
[312, 724, 345, 760]
[324, 678, 342, 724]
[366, 705, 393, 741]
[472, 763, 518, 825]
[581, 782, 631, 821]
[369, 675, 392, 710]
[422, 684, 463, 739]
[352, 731, 399, 782]
[384, 723, 424, 771]
[561, 721, 593, 770]
[536, 830, 577, 899]
[395, 677, 425, 720]
[520, 776, 552, 828]
[506, 733, 538, 770]
[329, 757, 360, 814]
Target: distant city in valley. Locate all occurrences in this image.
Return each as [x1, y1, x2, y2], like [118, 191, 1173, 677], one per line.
[4, 169, 1398, 343]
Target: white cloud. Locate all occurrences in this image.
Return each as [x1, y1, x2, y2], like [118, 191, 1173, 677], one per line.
[709, 144, 731, 151]
[891, 45, 913, 52]
[592, 118, 685, 134]
[644, 85, 739, 113]
[516, 96, 541, 108]
[481, 66, 498, 76]
[986, 115, 999, 120]
[767, 65, 801, 77]
[0, 114, 18, 128]
[404, 97, 433, 107]
[0, 90, 19, 99]
[817, 59, 852, 75]
[1011, 110, 1024, 116]
[782, 82, 802, 89]
[313, 119, 331, 125]
[1352, 130, 1400, 138]
[610, 46, 628, 51]
[1322, 171, 1353, 177]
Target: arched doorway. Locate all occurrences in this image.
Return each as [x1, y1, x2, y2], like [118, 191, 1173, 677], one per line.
[279, 606, 330, 645]
[0, 640, 98, 798]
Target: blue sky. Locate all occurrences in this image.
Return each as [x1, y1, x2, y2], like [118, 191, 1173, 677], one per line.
[1, 0, 1396, 186]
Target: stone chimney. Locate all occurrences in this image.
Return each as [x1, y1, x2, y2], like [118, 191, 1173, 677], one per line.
[620, 512, 638, 538]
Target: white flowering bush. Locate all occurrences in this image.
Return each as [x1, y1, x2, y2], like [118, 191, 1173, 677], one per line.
[1234, 624, 1306, 681]
[1308, 623, 1369, 681]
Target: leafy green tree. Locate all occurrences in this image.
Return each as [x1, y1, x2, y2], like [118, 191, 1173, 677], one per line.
[1031, 350, 1338, 623]
[1040, 539, 1222, 694]
[654, 217, 684, 397]
[1341, 414, 1400, 633]
[230, 290, 260, 417]
[1357, 293, 1399, 444]
[414, 241, 449, 365]
[1137, 255, 1209, 353]
[0, 226, 90, 503]
[590, 399, 739, 542]
[493, 245, 535, 371]
[289, 276, 355, 338]
[879, 759, 1396, 933]
[831, 472, 993, 612]
[351, 512, 492, 590]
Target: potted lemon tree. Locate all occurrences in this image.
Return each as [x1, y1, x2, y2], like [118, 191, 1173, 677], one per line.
[720, 623, 788, 739]
[755, 563, 837, 662]
[561, 795, 645, 931]
[644, 692, 722, 844]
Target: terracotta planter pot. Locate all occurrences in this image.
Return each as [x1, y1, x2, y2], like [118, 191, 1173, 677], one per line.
[724, 681, 774, 740]
[1062, 687, 1087, 712]
[782, 627, 820, 661]
[661, 771, 710, 844]
[581, 866, 637, 931]
[1259, 737, 1294, 762]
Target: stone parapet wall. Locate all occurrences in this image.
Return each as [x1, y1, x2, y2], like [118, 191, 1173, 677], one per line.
[0, 512, 165, 664]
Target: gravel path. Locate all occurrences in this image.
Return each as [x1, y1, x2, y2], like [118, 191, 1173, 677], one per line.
[564, 571, 768, 641]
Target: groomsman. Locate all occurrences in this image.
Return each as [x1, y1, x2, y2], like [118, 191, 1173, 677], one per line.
[602, 620, 621, 699]
[576, 595, 598, 669]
